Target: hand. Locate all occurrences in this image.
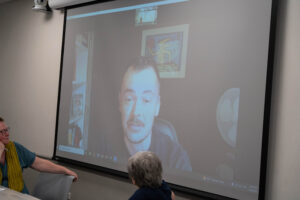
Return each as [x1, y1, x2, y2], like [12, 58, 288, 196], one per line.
[0, 141, 5, 154]
[171, 191, 175, 200]
[66, 169, 78, 182]
[31, 157, 78, 182]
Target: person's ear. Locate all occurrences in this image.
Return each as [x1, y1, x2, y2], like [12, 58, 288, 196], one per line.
[131, 178, 136, 185]
[155, 95, 160, 116]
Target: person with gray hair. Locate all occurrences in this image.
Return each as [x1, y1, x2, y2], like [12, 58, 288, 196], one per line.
[127, 151, 175, 200]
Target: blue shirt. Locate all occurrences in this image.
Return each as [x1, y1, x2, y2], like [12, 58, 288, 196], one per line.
[0, 142, 36, 194]
[129, 181, 172, 200]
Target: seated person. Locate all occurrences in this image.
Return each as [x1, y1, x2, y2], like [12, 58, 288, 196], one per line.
[127, 151, 175, 200]
[0, 117, 78, 194]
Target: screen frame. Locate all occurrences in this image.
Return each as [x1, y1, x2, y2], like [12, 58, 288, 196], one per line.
[53, 0, 279, 199]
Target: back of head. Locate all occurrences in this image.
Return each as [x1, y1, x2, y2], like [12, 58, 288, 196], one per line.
[127, 151, 162, 188]
[0, 117, 4, 122]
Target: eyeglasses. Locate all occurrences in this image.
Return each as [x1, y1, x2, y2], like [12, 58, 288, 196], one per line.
[0, 127, 10, 135]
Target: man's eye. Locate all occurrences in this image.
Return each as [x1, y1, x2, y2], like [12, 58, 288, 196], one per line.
[143, 98, 152, 103]
[124, 96, 133, 102]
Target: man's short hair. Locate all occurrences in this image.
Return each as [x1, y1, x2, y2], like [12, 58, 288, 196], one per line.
[0, 117, 4, 122]
[129, 57, 159, 74]
[127, 56, 160, 89]
[127, 151, 162, 188]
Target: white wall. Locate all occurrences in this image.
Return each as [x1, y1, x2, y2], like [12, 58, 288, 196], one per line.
[0, 0, 64, 157]
[0, 0, 299, 199]
[265, 0, 300, 199]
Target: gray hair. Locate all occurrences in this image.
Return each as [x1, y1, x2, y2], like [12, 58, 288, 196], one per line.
[127, 151, 162, 188]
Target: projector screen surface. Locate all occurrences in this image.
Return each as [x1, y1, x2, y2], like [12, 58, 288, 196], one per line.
[55, 0, 275, 199]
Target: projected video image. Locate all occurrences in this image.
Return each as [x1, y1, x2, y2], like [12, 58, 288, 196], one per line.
[56, 0, 274, 199]
[135, 6, 157, 26]
[217, 88, 240, 148]
[118, 57, 192, 171]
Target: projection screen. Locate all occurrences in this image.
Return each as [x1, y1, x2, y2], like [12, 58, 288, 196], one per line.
[54, 0, 277, 199]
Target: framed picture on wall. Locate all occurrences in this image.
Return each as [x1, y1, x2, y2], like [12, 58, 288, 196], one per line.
[141, 24, 189, 78]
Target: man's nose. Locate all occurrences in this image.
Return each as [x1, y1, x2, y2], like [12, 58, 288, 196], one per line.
[132, 99, 143, 116]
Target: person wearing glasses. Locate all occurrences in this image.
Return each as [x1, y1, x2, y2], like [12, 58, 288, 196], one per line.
[0, 117, 78, 194]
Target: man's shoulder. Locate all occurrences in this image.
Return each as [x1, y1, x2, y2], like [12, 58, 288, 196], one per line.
[151, 130, 183, 154]
[152, 130, 174, 146]
[151, 130, 192, 171]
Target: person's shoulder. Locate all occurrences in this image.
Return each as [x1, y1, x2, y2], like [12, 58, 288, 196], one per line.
[129, 188, 148, 200]
[171, 143, 192, 171]
[12, 141, 36, 167]
[152, 130, 184, 154]
[152, 131, 192, 171]
[152, 129, 174, 146]
[161, 180, 170, 190]
[12, 141, 35, 157]
[13, 141, 27, 151]
[160, 180, 172, 196]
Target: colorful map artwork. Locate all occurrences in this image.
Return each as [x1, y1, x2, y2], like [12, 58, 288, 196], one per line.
[145, 32, 183, 73]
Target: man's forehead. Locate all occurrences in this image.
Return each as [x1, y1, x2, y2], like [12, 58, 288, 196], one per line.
[122, 67, 159, 92]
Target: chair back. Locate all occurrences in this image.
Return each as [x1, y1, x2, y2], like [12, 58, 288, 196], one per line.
[153, 118, 178, 144]
[32, 172, 74, 200]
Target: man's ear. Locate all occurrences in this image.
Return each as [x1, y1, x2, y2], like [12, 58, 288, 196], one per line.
[155, 95, 160, 116]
